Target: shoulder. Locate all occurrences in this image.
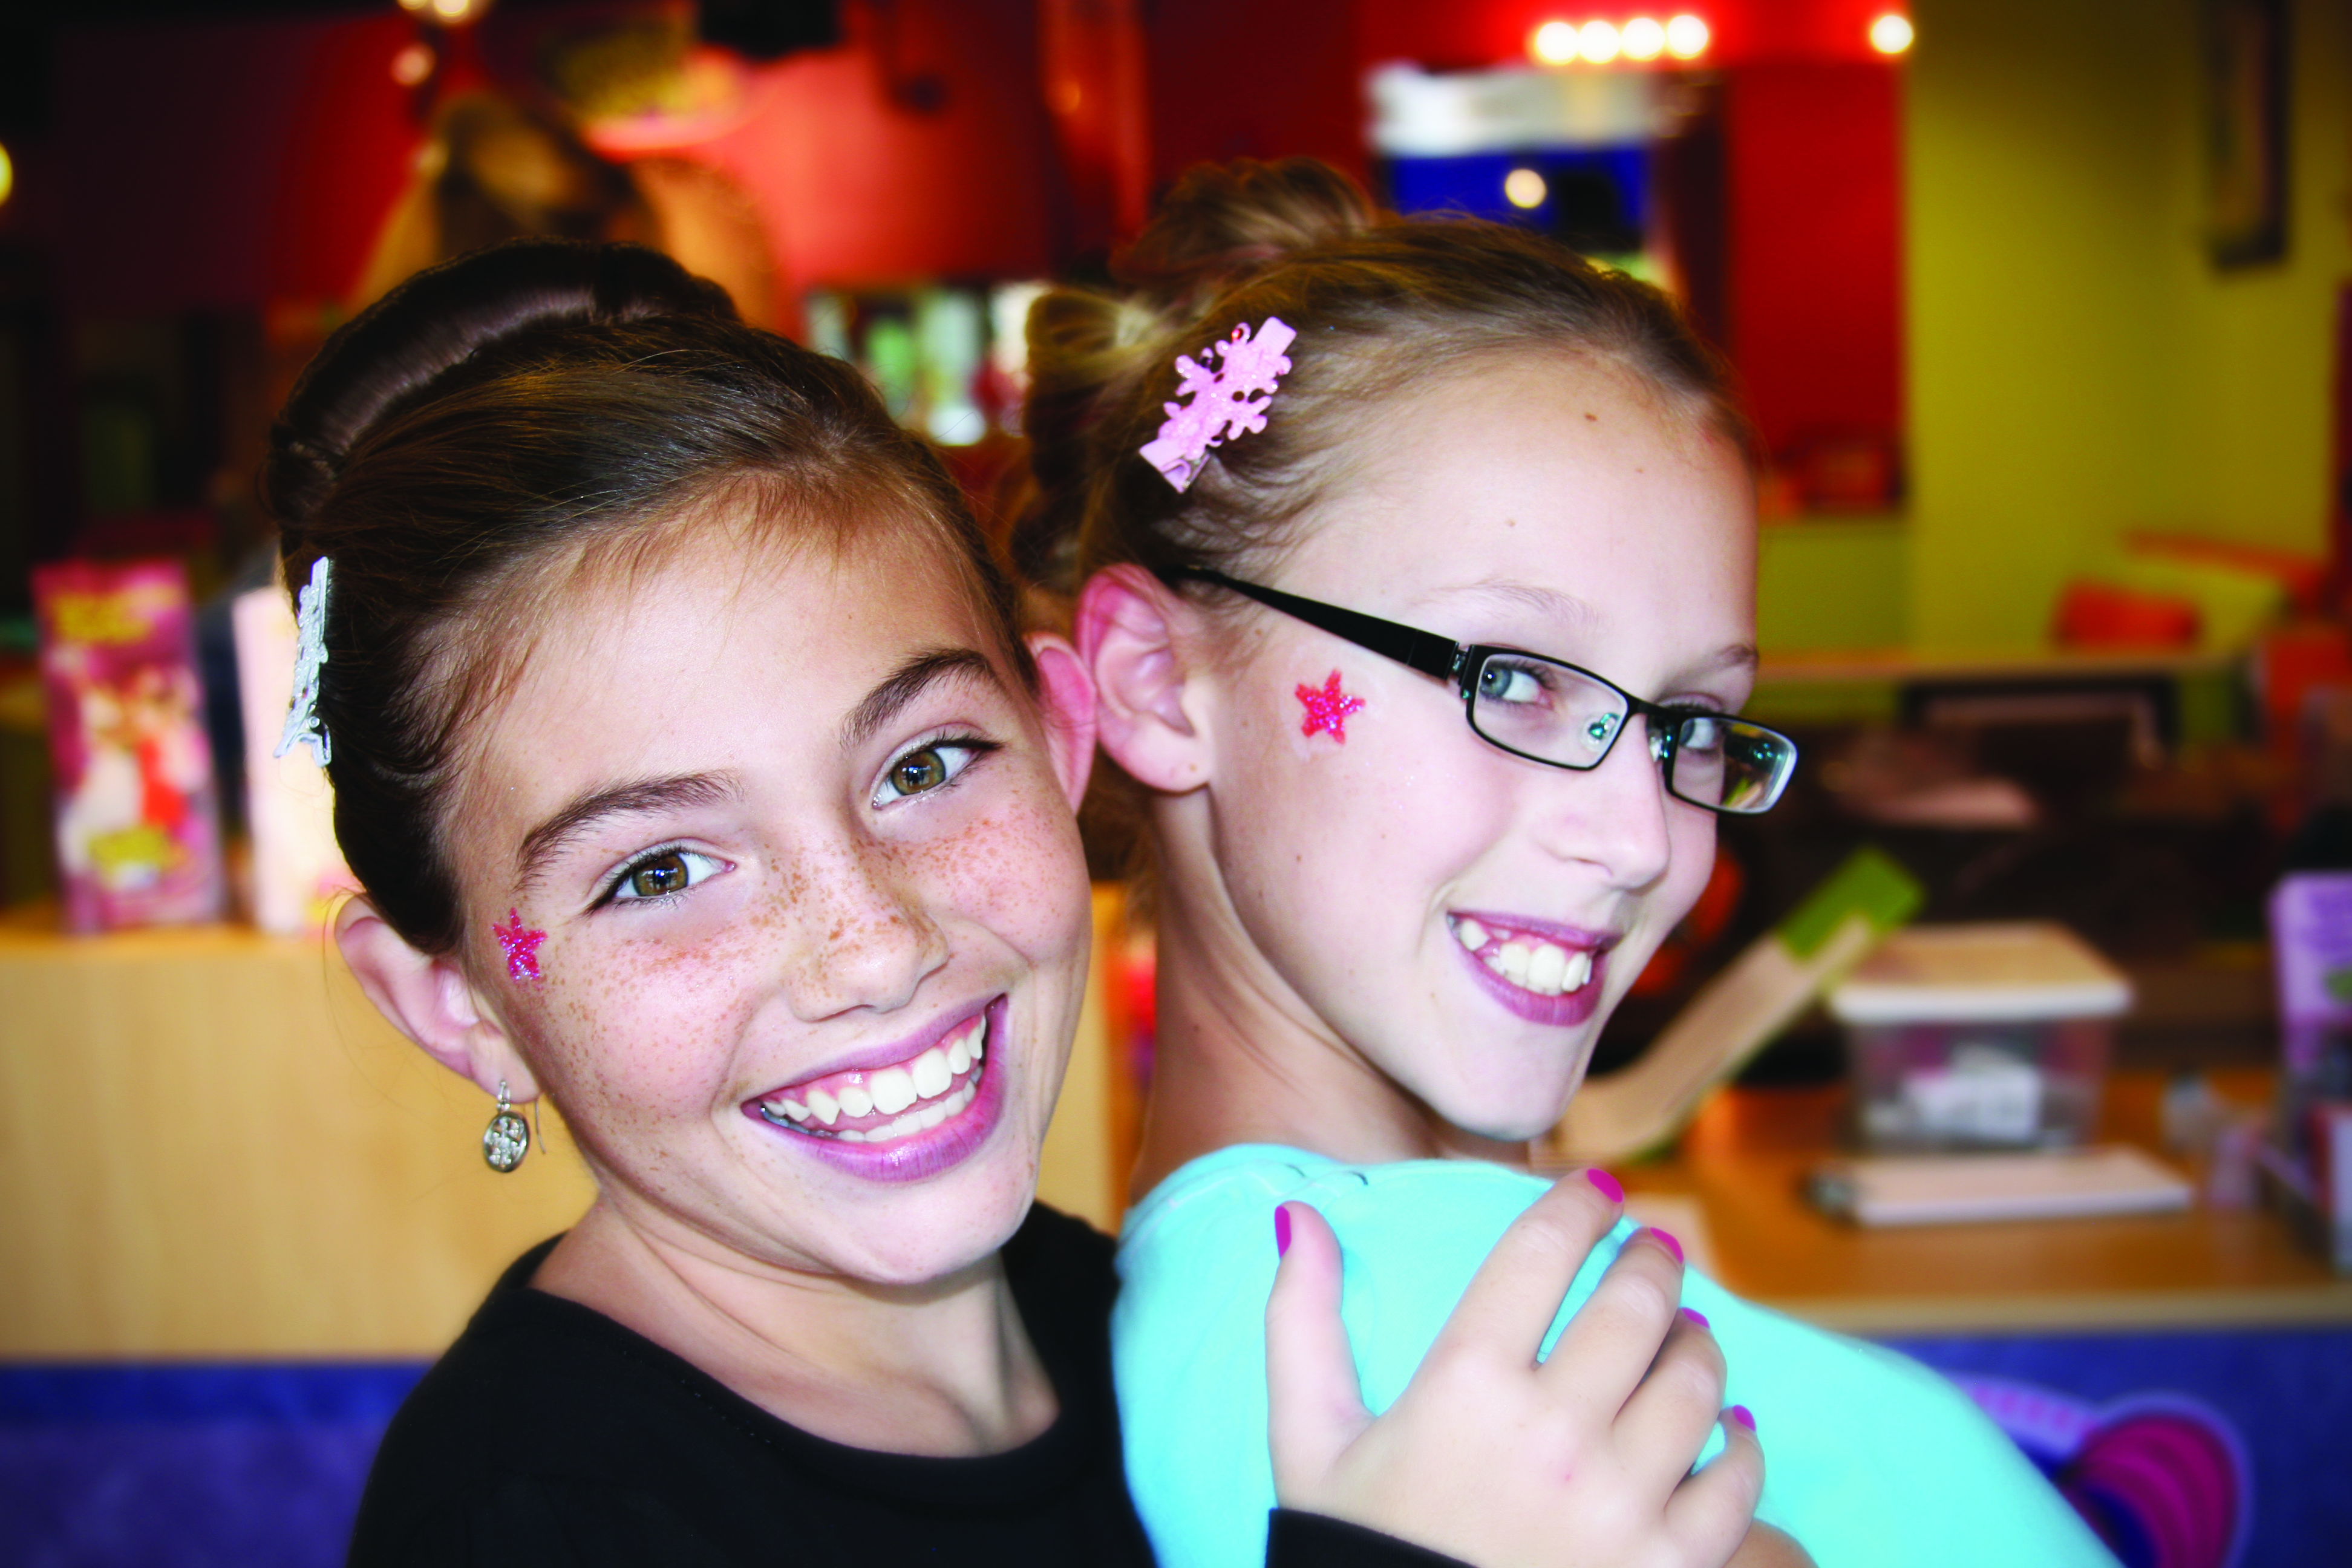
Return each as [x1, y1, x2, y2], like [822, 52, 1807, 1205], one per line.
[1121, 1146, 1552, 1262]
[351, 1243, 768, 1560]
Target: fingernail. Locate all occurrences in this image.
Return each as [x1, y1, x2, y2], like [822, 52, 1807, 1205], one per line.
[1274, 1204, 1292, 1258]
[1726, 1404, 1756, 1432]
[1681, 1306, 1710, 1330]
[1583, 1168, 1624, 1203]
[1645, 1227, 1684, 1264]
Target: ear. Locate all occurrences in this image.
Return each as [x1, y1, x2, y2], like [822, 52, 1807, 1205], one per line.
[1023, 630, 1098, 809]
[335, 896, 542, 1103]
[1076, 564, 1214, 794]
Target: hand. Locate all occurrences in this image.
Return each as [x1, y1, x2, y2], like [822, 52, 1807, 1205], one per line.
[1266, 1171, 1764, 1568]
[1728, 1524, 1814, 1567]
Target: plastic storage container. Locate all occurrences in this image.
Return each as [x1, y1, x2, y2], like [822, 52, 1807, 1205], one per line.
[1829, 923, 2134, 1152]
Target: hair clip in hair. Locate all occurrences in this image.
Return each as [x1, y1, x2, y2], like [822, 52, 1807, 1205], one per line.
[275, 555, 332, 767]
[1138, 317, 1298, 492]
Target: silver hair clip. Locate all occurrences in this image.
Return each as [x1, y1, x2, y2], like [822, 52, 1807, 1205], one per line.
[275, 555, 332, 766]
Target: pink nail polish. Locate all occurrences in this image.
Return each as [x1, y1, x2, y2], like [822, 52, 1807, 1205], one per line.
[1681, 1306, 1710, 1330]
[1726, 1405, 1756, 1432]
[1647, 1227, 1684, 1264]
[1583, 1168, 1624, 1203]
[1275, 1204, 1292, 1258]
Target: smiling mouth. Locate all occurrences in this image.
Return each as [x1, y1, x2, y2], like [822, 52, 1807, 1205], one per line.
[1447, 915, 1602, 998]
[752, 1013, 988, 1145]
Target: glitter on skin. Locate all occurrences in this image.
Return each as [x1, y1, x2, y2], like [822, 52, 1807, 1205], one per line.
[494, 907, 547, 982]
[1294, 669, 1367, 742]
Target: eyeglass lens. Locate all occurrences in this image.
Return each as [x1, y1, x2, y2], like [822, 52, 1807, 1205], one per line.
[1469, 652, 1793, 813]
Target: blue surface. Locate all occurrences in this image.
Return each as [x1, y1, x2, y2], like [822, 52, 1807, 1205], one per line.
[2, 1331, 2346, 1566]
[0, 1365, 423, 1568]
[1883, 1327, 2352, 1567]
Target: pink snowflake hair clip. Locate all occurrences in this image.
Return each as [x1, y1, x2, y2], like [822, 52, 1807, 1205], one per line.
[1138, 317, 1298, 492]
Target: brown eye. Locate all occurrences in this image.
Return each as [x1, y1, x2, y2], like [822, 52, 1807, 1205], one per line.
[629, 852, 690, 899]
[891, 749, 950, 796]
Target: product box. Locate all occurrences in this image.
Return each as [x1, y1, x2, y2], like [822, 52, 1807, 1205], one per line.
[2270, 872, 2352, 1082]
[31, 559, 225, 932]
[1829, 923, 2133, 1151]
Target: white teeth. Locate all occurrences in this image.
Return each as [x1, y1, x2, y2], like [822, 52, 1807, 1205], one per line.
[1566, 949, 1593, 991]
[779, 1071, 980, 1144]
[1483, 949, 1508, 975]
[778, 1099, 811, 1122]
[1455, 918, 1489, 952]
[947, 1034, 973, 1075]
[1499, 942, 1532, 985]
[911, 1047, 952, 1099]
[1527, 942, 1568, 995]
[837, 1083, 875, 1118]
[970, 1018, 986, 1061]
[807, 1088, 840, 1126]
[869, 1066, 918, 1116]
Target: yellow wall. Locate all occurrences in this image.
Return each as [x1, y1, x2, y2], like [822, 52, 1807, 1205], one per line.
[1905, 0, 2350, 650]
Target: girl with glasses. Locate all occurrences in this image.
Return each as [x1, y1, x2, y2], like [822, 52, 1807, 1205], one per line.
[294, 238, 1738, 1568]
[1018, 159, 2114, 1568]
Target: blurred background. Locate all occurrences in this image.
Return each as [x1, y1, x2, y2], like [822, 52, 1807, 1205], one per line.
[0, 2, 2348, 1564]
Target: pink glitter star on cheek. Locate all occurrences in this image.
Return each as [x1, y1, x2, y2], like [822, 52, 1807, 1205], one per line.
[493, 909, 546, 982]
[1295, 670, 1367, 742]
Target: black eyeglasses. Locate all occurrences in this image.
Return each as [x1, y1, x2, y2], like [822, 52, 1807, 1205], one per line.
[1168, 569, 1798, 815]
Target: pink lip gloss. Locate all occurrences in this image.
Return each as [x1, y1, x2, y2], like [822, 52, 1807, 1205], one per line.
[742, 996, 1010, 1184]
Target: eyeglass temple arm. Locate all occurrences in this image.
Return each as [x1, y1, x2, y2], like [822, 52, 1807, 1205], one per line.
[1165, 569, 1466, 683]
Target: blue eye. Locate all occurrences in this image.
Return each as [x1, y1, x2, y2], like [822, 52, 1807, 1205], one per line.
[609, 848, 724, 904]
[872, 739, 991, 806]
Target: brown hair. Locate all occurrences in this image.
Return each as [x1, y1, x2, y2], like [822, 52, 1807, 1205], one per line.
[1012, 157, 1749, 596]
[265, 238, 1024, 956]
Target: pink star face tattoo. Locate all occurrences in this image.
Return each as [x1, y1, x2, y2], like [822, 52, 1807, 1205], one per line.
[1295, 669, 1367, 742]
[494, 908, 546, 982]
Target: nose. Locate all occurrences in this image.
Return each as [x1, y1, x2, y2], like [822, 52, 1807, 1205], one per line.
[776, 838, 951, 1022]
[1527, 713, 1677, 892]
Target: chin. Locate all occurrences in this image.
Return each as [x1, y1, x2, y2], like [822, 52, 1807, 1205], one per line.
[1428, 1083, 1579, 1146]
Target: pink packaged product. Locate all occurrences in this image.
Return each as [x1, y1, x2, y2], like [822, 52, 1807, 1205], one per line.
[32, 559, 226, 933]
[2269, 872, 2352, 1079]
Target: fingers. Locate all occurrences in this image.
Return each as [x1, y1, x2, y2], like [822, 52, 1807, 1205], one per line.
[1265, 1202, 1370, 1499]
[1426, 1168, 1627, 1370]
[1613, 1305, 1730, 1488]
[1537, 1224, 1689, 1420]
[1667, 1407, 1767, 1565]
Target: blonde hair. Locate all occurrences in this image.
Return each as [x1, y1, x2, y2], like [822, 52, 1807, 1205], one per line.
[1012, 156, 1750, 598]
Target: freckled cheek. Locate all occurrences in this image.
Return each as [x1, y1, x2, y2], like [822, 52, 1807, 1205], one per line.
[514, 941, 768, 1117]
[912, 796, 1092, 959]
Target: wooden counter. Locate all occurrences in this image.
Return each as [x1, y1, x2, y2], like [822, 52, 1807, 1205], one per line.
[1616, 1070, 2352, 1334]
[0, 893, 1132, 1358]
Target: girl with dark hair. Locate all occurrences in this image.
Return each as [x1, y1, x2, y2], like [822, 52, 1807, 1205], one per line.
[1022, 158, 2118, 1568]
[275, 237, 1766, 1567]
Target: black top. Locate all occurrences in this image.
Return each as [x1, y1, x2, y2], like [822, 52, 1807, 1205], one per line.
[349, 1204, 1460, 1567]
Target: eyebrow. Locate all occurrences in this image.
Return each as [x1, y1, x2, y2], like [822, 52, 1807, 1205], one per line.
[514, 772, 740, 893]
[1417, 580, 1602, 637]
[840, 647, 1004, 752]
[1421, 581, 1759, 687]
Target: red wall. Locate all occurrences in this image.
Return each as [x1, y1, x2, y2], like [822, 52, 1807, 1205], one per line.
[1725, 62, 1904, 456]
[13, 0, 1902, 465]
[36, 14, 419, 312]
[21, 2, 1059, 316]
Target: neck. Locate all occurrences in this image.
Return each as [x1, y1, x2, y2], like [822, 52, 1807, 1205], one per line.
[531, 1195, 1056, 1458]
[1130, 803, 1527, 1198]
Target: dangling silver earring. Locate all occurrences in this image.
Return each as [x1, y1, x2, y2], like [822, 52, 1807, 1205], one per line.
[483, 1080, 530, 1172]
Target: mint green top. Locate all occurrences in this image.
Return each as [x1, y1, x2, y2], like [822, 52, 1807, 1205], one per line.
[1114, 1146, 2116, 1568]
